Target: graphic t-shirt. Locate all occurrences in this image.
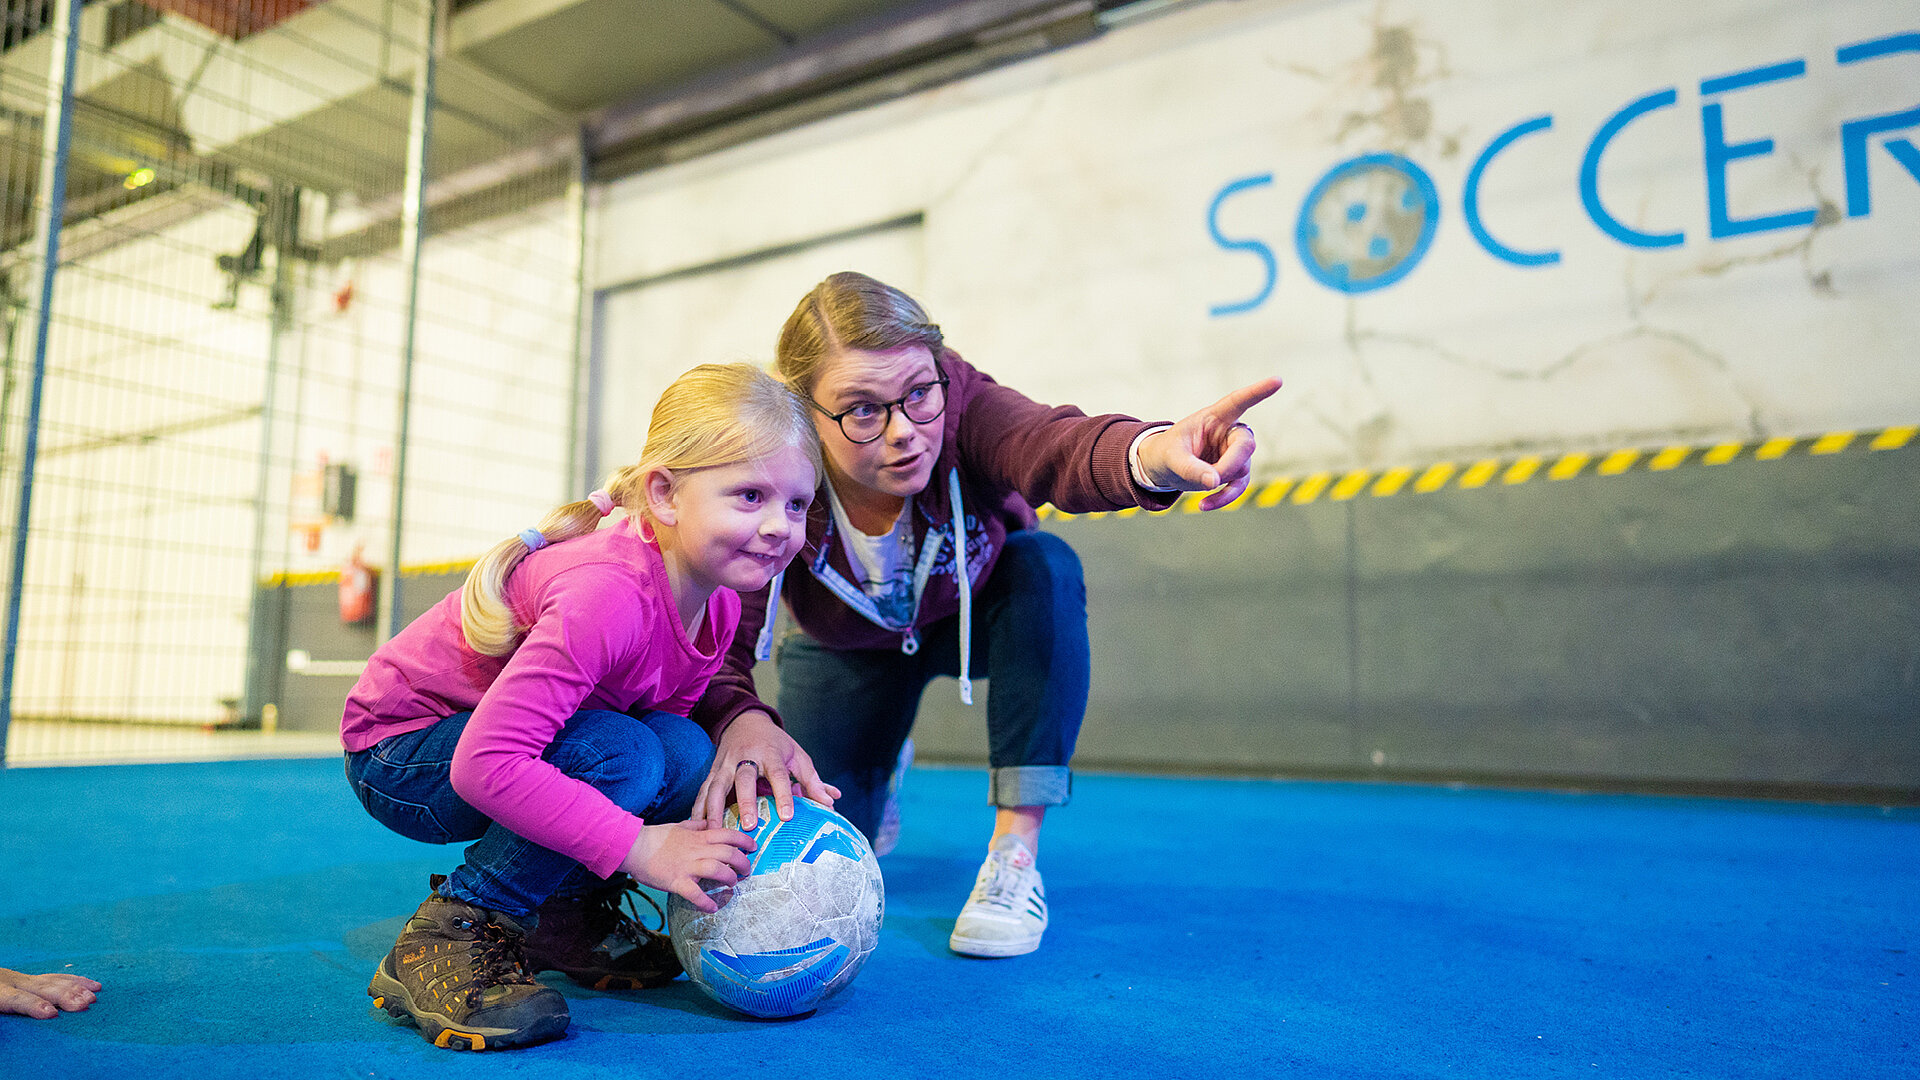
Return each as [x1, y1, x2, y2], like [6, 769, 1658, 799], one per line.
[828, 490, 918, 629]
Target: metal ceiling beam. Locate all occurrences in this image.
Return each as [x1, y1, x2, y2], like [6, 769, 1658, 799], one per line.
[587, 0, 1102, 176]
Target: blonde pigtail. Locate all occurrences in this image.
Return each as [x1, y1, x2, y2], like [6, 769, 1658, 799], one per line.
[604, 463, 648, 527]
[459, 492, 621, 656]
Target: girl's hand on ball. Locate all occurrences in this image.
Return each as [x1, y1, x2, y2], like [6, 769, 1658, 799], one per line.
[623, 819, 755, 913]
[700, 711, 842, 830]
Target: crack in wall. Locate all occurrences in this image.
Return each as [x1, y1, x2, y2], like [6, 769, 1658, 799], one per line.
[926, 79, 1056, 215]
[1279, 7, 1456, 157]
[1633, 157, 1843, 309]
[1312, 9, 1457, 466]
[1338, 10, 1455, 157]
[1341, 322, 1769, 455]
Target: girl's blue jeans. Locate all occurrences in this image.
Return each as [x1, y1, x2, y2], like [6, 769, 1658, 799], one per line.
[776, 528, 1087, 843]
[344, 708, 712, 918]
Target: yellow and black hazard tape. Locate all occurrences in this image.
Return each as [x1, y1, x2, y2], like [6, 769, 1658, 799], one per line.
[261, 569, 340, 588]
[1037, 424, 1917, 521]
[261, 558, 476, 589]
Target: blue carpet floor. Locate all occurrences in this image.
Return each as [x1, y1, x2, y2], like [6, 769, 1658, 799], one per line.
[0, 757, 1913, 1079]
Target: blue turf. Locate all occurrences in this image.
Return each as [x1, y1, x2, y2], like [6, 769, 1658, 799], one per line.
[1, 757, 1914, 1078]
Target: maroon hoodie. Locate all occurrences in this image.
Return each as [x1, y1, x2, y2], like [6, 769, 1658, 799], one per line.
[690, 352, 1177, 736]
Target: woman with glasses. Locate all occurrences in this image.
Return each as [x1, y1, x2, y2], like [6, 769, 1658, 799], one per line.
[689, 271, 1279, 958]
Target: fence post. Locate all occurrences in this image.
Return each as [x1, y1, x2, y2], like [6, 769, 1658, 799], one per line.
[381, 0, 444, 642]
[565, 127, 592, 502]
[0, 0, 84, 763]
[240, 186, 303, 727]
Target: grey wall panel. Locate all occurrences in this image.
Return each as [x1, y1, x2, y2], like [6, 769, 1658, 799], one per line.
[1346, 448, 1918, 792]
[264, 571, 466, 733]
[913, 444, 1919, 800]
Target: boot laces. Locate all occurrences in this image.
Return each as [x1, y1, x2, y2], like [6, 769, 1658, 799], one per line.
[971, 851, 1024, 911]
[591, 877, 669, 948]
[453, 915, 538, 1004]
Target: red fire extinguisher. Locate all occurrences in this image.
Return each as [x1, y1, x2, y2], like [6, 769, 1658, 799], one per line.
[340, 544, 375, 625]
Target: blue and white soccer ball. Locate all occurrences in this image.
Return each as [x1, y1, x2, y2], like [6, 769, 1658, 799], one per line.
[668, 795, 884, 1018]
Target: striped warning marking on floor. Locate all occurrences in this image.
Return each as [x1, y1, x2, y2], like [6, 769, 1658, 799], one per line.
[1036, 424, 1916, 521]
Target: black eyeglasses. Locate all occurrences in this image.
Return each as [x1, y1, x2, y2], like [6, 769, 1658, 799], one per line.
[808, 372, 950, 444]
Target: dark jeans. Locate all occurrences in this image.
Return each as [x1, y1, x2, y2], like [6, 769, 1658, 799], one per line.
[777, 528, 1087, 842]
[344, 708, 711, 918]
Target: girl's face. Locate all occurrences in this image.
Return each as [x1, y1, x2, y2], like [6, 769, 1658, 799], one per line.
[651, 443, 818, 598]
[808, 345, 945, 503]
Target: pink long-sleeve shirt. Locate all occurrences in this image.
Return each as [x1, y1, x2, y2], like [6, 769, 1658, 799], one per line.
[341, 517, 739, 879]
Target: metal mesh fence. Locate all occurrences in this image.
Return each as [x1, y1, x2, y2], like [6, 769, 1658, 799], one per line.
[0, 0, 583, 765]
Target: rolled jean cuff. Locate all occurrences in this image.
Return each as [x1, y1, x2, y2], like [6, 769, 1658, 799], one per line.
[989, 766, 1071, 808]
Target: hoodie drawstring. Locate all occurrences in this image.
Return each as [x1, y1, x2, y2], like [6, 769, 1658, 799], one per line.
[949, 468, 973, 706]
[755, 572, 783, 662]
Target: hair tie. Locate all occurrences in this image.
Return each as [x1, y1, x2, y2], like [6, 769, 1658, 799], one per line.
[519, 527, 548, 551]
[587, 489, 614, 516]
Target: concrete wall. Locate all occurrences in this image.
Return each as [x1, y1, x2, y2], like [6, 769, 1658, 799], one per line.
[264, 433, 1919, 800]
[595, 0, 1920, 469]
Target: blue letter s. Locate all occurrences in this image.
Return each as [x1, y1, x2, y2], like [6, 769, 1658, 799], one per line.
[1207, 174, 1278, 317]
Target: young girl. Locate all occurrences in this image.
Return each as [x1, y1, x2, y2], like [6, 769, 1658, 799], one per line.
[341, 363, 839, 1051]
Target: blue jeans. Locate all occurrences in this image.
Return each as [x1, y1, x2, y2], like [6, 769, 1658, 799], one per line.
[777, 528, 1087, 842]
[344, 708, 712, 918]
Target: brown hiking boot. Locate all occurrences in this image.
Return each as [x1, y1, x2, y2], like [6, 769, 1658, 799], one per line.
[367, 878, 569, 1050]
[523, 873, 683, 991]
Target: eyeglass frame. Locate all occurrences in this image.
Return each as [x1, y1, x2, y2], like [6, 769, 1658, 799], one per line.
[805, 364, 951, 445]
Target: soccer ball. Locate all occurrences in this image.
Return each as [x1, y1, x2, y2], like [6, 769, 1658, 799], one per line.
[668, 795, 884, 1018]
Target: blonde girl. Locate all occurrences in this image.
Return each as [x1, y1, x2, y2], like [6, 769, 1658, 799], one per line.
[341, 363, 837, 1051]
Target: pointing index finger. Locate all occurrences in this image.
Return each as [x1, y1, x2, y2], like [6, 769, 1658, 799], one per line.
[1212, 376, 1284, 425]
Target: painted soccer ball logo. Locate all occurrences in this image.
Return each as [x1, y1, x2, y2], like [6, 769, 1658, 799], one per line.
[1295, 152, 1441, 293]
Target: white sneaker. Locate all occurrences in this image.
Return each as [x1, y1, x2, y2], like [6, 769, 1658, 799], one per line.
[948, 835, 1047, 957]
[872, 738, 912, 858]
